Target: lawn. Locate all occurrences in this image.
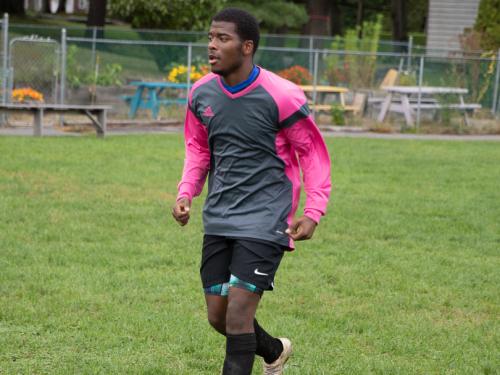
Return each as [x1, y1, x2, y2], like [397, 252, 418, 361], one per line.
[0, 134, 499, 374]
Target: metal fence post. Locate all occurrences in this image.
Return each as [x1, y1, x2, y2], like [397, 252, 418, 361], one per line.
[91, 26, 97, 72]
[1, 13, 8, 125]
[407, 35, 413, 72]
[186, 42, 192, 96]
[309, 36, 314, 74]
[60, 28, 66, 105]
[492, 48, 500, 115]
[2, 13, 8, 106]
[311, 50, 319, 119]
[416, 55, 424, 129]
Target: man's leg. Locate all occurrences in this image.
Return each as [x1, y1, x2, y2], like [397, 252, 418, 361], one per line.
[222, 286, 260, 375]
[205, 293, 284, 364]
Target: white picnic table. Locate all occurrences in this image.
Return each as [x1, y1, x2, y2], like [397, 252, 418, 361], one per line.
[377, 85, 481, 126]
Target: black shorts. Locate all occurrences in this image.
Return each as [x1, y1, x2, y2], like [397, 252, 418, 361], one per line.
[200, 235, 286, 292]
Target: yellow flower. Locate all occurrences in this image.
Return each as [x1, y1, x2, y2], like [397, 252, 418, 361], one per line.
[12, 88, 44, 102]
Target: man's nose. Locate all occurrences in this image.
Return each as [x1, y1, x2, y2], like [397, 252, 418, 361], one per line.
[208, 39, 217, 51]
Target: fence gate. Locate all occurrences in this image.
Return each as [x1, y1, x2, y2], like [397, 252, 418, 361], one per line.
[8, 35, 60, 104]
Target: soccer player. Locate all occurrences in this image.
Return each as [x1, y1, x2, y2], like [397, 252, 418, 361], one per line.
[172, 8, 331, 375]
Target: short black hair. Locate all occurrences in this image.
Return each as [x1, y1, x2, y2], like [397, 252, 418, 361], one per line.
[212, 8, 260, 55]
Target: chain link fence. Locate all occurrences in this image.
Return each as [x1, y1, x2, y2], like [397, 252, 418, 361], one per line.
[1, 18, 499, 129]
[60, 34, 500, 125]
[9, 36, 60, 104]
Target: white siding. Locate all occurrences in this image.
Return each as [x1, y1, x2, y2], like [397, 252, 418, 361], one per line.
[426, 0, 480, 56]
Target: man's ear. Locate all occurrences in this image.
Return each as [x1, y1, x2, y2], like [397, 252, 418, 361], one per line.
[242, 40, 254, 56]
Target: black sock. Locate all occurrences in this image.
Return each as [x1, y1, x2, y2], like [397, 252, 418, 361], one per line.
[254, 319, 284, 364]
[222, 333, 256, 375]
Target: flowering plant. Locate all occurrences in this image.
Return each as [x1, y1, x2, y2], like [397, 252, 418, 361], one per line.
[12, 88, 44, 103]
[277, 65, 312, 85]
[166, 64, 210, 83]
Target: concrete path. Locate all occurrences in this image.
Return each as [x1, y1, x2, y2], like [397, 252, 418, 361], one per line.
[1, 124, 500, 142]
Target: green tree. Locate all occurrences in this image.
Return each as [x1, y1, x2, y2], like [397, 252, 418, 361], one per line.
[474, 0, 500, 50]
[108, 0, 228, 30]
[228, 0, 307, 33]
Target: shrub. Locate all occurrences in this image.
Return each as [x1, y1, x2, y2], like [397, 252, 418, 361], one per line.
[325, 14, 383, 88]
[330, 103, 345, 126]
[66, 46, 123, 88]
[276, 65, 312, 85]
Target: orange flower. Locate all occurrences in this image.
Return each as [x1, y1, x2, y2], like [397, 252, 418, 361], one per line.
[12, 88, 44, 103]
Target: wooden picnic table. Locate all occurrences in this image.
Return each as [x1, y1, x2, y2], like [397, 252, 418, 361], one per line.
[125, 81, 188, 119]
[377, 85, 481, 126]
[299, 85, 349, 111]
[0, 103, 111, 137]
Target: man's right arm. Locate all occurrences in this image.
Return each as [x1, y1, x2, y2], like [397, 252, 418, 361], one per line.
[173, 108, 210, 225]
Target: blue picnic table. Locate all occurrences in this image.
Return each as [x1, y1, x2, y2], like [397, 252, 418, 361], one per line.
[124, 81, 188, 119]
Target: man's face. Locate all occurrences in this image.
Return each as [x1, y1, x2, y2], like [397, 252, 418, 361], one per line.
[208, 21, 246, 76]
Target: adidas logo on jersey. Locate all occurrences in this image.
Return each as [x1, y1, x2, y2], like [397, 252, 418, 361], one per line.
[202, 106, 214, 117]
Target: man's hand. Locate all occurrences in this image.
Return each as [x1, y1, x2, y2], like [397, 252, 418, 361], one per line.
[286, 216, 317, 241]
[172, 198, 191, 226]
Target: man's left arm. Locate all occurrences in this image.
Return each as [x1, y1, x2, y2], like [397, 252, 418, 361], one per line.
[283, 115, 332, 240]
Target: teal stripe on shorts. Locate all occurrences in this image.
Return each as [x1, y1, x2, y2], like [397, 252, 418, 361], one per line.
[229, 274, 263, 295]
[203, 275, 263, 296]
[204, 282, 229, 296]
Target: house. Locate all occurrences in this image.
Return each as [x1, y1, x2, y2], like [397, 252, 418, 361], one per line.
[23, 0, 90, 14]
[426, 0, 481, 56]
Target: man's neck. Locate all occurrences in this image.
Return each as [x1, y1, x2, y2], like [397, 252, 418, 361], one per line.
[222, 61, 254, 87]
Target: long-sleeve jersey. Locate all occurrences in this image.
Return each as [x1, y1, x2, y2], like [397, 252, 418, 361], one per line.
[177, 67, 331, 248]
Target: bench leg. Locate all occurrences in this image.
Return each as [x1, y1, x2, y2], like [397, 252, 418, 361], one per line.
[97, 110, 106, 137]
[129, 88, 144, 118]
[34, 108, 43, 136]
[377, 93, 392, 122]
[84, 109, 106, 137]
[459, 95, 470, 126]
[401, 95, 414, 127]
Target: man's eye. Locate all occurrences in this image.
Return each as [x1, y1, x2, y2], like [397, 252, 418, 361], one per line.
[220, 37, 228, 42]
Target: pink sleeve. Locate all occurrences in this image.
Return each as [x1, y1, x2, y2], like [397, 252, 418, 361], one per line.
[176, 108, 210, 202]
[283, 116, 331, 223]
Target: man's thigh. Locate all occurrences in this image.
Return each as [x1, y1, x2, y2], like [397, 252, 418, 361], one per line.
[229, 238, 285, 293]
[200, 235, 232, 291]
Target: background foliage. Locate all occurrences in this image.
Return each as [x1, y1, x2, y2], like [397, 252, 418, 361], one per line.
[474, 0, 500, 50]
[108, 0, 228, 30]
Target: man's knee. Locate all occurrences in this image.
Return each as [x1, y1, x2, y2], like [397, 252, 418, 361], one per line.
[208, 309, 226, 334]
[225, 288, 260, 334]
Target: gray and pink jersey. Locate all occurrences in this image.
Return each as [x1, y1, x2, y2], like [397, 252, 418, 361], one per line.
[177, 68, 331, 248]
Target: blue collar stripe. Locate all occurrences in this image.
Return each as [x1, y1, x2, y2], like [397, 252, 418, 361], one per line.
[222, 65, 260, 94]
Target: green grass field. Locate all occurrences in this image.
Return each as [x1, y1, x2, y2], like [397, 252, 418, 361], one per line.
[0, 134, 499, 374]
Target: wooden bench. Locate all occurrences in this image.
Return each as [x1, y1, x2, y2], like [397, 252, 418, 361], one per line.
[0, 103, 111, 137]
[309, 93, 367, 115]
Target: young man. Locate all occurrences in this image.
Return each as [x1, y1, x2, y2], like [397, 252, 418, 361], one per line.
[172, 8, 331, 375]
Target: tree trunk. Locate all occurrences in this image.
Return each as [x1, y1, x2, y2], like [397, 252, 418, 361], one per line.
[87, 0, 107, 27]
[305, 0, 331, 36]
[356, 0, 364, 38]
[0, 0, 25, 14]
[330, 0, 343, 36]
[391, 0, 407, 41]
